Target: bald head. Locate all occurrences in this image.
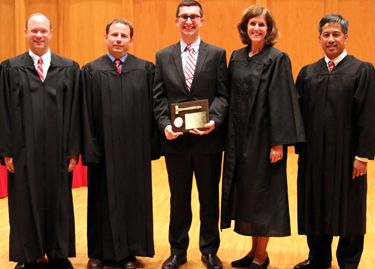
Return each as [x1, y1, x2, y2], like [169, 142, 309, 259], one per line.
[26, 13, 52, 31]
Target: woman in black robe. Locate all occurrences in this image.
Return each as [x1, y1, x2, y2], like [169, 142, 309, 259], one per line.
[220, 5, 305, 269]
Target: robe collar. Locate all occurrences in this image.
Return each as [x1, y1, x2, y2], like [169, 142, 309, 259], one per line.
[324, 50, 347, 71]
[29, 49, 51, 78]
[95, 54, 137, 71]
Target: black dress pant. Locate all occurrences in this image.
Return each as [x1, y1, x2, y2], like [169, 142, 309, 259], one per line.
[307, 234, 364, 269]
[165, 152, 222, 256]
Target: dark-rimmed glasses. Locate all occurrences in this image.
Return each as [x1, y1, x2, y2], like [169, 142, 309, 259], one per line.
[177, 14, 201, 22]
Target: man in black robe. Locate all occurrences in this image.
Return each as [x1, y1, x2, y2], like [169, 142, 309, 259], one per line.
[81, 19, 160, 269]
[0, 13, 80, 269]
[294, 14, 375, 269]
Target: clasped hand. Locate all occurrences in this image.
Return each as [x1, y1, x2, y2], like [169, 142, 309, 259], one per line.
[164, 120, 215, 140]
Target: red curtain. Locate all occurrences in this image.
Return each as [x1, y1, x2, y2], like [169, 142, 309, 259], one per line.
[0, 166, 7, 198]
[0, 158, 88, 198]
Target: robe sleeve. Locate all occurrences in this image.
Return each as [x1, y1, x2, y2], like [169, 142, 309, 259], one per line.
[220, 51, 237, 229]
[67, 62, 81, 156]
[0, 61, 13, 159]
[354, 62, 375, 159]
[268, 53, 305, 147]
[146, 61, 161, 160]
[294, 66, 307, 154]
[80, 64, 103, 164]
[153, 52, 171, 133]
[208, 49, 230, 130]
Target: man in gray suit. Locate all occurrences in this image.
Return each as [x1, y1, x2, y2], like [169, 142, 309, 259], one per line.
[153, 1, 229, 269]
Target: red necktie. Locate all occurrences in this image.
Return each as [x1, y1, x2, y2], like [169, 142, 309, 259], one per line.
[328, 61, 335, 73]
[37, 58, 44, 81]
[115, 59, 121, 74]
[184, 45, 196, 90]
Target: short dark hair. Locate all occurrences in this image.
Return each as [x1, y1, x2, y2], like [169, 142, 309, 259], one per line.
[237, 5, 279, 46]
[25, 13, 52, 30]
[176, 0, 203, 18]
[319, 14, 348, 35]
[106, 19, 134, 38]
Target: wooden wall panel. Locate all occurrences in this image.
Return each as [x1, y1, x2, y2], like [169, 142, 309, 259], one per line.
[61, 0, 125, 66]
[24, 0, 60, 54]
[133, 0, 181, 62]
[0, 0, 375, 74]
[268, 0, 326, 77]
[0, 0, 16, 62]
[132, 0, 259, 63]
[338, 0, 375, 65]
[199, 0, 256, 59]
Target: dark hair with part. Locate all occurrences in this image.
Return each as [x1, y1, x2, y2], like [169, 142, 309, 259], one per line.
[25, 13, 52, 30]
[318, 14, 348, 35]
[176, 0, 203, 18]
[237, 5, 279, 47]
[106, 19, 134, 37]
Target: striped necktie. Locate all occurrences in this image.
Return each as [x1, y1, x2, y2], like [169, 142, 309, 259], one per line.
[184, 45, 196, 90]
[115, 59, 122, 74]
[328, 61, 335, 73]
[37, 58, 44, 81]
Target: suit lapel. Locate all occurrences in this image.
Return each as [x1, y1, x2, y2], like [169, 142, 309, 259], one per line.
[190, 41, 208, 91]
[172, 42, 189, 92]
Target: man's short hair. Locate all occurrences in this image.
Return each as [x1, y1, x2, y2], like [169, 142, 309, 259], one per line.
[25, 13, 52, 30]
[176, 0, 203, 18]
[106, 19, 134, 38]
[237, 5, 279, 47]
[319, 14, 348, 35]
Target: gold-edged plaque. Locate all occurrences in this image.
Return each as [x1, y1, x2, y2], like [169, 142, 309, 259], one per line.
[171, 99, 209, 133]
[185, 112, 207, 130]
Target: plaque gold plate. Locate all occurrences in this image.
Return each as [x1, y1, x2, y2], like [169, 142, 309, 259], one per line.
[171, 99, 209, 133]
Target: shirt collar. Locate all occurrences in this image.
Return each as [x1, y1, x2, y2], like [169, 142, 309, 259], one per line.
[29, 49, 51, 64]
[107, 52, 128, 63]
[325, 50, 347, 66]
[180, 38, 201, 54]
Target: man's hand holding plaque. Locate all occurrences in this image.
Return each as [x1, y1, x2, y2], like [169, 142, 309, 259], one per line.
[164, 125, 183, 140]
[170, 99, 210, 134]
[189, 120, 215, 135]
[165, 120, 215, 140]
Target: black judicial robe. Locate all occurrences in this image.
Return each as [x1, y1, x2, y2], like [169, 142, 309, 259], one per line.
[221, 46, 305, 236]
[81, 54, 160, 261]
[296, 55, 375, 236]
[0, 53, 80, 262]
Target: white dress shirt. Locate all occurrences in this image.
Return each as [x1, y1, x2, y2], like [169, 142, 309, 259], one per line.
[324, 50, 347, 72]
[180, 38, 200, 74]
[29, 49, 51, 80]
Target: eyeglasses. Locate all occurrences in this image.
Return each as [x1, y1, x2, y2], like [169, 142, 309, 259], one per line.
[178, 14, 201, 22]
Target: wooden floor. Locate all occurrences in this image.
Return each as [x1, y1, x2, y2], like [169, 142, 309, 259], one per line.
[0, 153, 375, 268]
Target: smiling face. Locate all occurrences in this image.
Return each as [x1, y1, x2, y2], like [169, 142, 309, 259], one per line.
[175, 5, 204, 44]
[319, 22, 348, 60]
[105, 22, 133, 59]
[247, 15, 268, 45]
[25, 15, 53, 56]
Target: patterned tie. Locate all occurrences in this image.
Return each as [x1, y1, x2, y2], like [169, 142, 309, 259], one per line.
[37, 58, 44, 81]
[184, 45, 196, 90]
[328, 61, 335, 73]
[115, 59, 121, 74]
